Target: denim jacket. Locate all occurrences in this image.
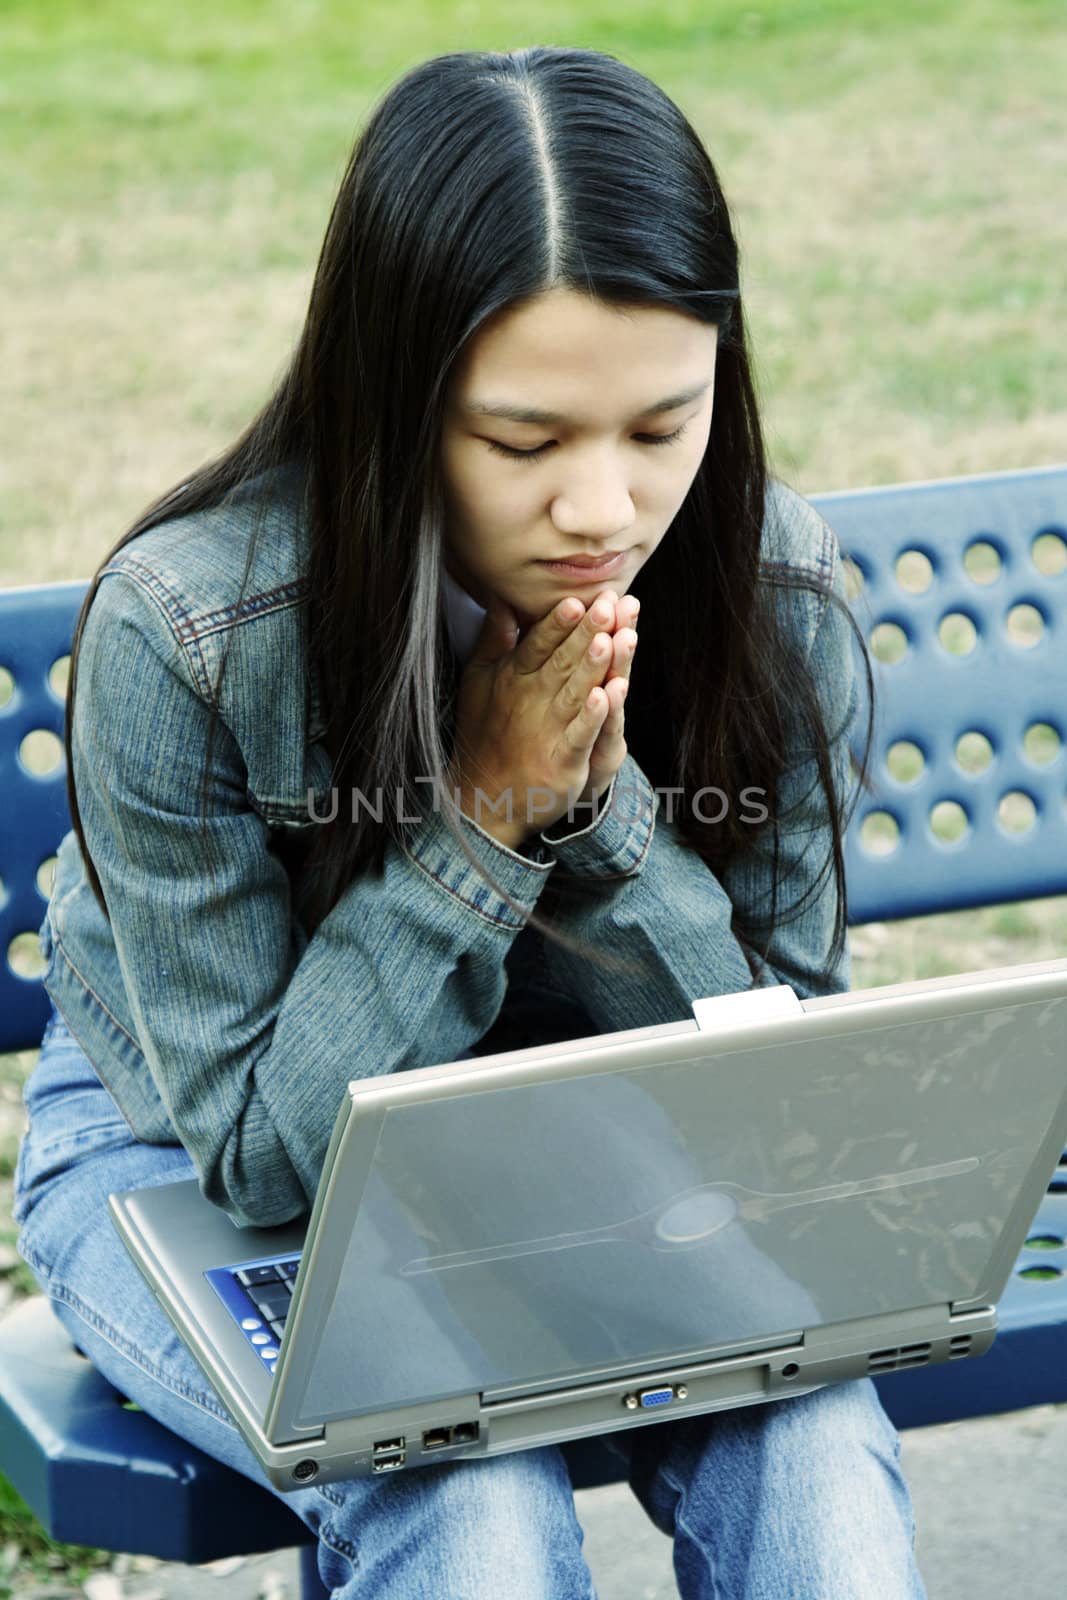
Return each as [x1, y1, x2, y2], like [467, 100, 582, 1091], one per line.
[40, 467, 857, 1228]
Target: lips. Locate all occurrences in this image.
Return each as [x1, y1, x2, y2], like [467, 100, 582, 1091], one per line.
[545, 552, 624, 568]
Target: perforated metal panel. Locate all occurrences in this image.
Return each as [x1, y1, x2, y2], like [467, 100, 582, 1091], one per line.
[812, 467, 1067, 925]
[0, 581, 88, 1053]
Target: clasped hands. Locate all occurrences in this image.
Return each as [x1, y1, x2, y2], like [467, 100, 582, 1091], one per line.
[563, 587, 639, 819]
[448, 583, 641, 849]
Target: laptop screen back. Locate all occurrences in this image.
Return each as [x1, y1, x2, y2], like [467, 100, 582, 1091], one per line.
[286, 991, 1066, 1429]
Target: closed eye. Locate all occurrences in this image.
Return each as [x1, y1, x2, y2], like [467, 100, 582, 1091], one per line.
[485, 420, 693, 462]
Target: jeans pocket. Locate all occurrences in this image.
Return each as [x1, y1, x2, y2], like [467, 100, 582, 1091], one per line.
[22, 1117, 134, 1184]
[13, 1097, 135, 1233]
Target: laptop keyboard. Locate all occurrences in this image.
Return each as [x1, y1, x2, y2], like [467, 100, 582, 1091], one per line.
[203, 1254, 302, 1377]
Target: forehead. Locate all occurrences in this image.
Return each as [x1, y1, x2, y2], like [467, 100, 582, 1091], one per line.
[464, 379, 714, 427]
[452, 288, 718, 420]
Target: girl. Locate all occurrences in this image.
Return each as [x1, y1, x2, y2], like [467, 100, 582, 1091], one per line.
[15, 44, 925, 1600]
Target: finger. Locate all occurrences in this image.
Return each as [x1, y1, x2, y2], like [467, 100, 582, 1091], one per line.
[513, 586, 622, 672]
[561, 682, 612, 754]
[587, 679, 629, 766]
[614, 594, 640, 633]
[510, 596, 588, 673]
[547, 589, 622, 681]
[593, 593, 638, 685]
[600, 626, 638, 686]
[589, 676, 629, 743]
[550, 617, 622, 725]
[604, 673, 630, 721]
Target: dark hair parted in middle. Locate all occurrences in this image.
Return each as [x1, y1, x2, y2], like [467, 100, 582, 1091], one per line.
[63, 44, 874, 992]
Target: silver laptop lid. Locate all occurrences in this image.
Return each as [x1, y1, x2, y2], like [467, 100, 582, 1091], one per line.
[265, 960, 1067, 1444]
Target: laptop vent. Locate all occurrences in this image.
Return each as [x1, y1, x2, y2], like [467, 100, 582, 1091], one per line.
[948, 1335, 973, 1360]
[867, 1342, 932, 1374]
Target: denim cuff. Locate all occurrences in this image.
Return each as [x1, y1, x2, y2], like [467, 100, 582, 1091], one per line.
[537, 755, 658, 878]
[403, 800, 556, 929]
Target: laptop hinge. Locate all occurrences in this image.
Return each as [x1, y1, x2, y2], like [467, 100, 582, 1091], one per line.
[692, 985, 803, 1032]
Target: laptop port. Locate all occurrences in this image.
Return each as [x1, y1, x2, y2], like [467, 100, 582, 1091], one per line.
[638, 1386, 675, 1408]
[372, 1452, 405, 1473]
[373, 1436, 405, 1454]
[452, 1422, 479, 1444]
[422, 1426, 452, 1450]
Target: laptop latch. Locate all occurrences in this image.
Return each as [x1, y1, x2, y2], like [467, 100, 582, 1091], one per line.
[692, 986, 803, 1032]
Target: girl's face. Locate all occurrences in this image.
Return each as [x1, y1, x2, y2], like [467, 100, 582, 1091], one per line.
[440, 287, 718, 628]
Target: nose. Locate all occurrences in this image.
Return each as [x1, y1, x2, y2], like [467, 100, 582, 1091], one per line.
[551, 452, 637, 541]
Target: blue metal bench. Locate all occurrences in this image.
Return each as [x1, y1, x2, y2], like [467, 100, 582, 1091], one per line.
[1, 464, 1065, 1586]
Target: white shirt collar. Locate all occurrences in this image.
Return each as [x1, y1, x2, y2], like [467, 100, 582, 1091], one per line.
[442, 565, 488, 667]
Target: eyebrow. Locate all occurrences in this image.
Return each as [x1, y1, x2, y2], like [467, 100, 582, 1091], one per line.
[465, 377, 714, 426]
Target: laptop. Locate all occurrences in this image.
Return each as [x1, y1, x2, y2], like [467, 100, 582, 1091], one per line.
[109, 956, 1067, 1492]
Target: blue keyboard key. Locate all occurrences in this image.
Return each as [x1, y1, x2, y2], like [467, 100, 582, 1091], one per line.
[237, 1264, 283, 1287]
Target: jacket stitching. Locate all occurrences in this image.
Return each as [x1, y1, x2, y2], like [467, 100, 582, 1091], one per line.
[570, 807, 656, 882]
[403, 849, 546, 930]
[759, 521, 838, 663]
[103, 553, 198, 629]
[102, 560, 213, 702]
[52, 931, 146, 1057]
[807, 517, 839, 660]
[558, 768, 658, 881]
[626, 801, 656, 873]
[124, 557, 215, 700]
[759, 558, 824, 573]
[109, 555, 306, 637]
[814, 511, 837, 592]
[175, 580, 309, 642]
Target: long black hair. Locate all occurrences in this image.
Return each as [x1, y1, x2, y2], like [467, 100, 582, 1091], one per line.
[64, 45, 874, 990]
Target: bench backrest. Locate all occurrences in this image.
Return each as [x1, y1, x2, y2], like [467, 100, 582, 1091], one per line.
[821, 465, 1067, 923]
[1, 581, 88, 1054]
[2, 465, 1065, 1054]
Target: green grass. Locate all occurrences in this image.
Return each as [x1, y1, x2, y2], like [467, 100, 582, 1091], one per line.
[2, 1, 1066, 581]
[0, 1471, 111, 1597]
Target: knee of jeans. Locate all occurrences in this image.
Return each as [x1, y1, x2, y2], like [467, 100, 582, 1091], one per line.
[655, 1381, 903, 1489]
[775, 1378, 903, 1462]
[444, 1448, 577, 1538]
[322, 1447, 586, 1596]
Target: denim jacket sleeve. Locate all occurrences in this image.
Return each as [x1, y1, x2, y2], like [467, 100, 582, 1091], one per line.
[532, 520, 858, 1027]
[70, 570, 559, 1228]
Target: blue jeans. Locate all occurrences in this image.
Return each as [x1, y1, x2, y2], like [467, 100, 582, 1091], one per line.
[14, 1002, 927, 1599]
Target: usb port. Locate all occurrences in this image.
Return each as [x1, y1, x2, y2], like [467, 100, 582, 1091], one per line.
[639, 1387, 675, 1408]
[372, 1452, 405, 1473]
[373, 1436, 405, 1454]
[422, 1427, 452, 1450]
